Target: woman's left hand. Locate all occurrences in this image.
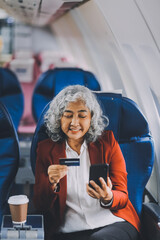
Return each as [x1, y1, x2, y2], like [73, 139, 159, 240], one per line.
[86, 177, 113, 205]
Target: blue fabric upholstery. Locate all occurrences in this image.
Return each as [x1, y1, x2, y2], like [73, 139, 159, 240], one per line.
[30, 92, 154, 217]
[120, 140, 153, 215]
[95, 93, 149, 140]
[95, 92, 154, 215]
[0, 68, 24, 130]
[0, 102, 19, 226]
[32, 68, 101, 122]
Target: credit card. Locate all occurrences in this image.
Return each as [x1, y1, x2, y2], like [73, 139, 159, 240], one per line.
[59, 158, 80, 166]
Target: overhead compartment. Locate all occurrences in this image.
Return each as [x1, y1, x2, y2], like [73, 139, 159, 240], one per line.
[0, 0, 89, 26]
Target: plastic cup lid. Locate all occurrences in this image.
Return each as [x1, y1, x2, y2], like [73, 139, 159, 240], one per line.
[8, 195, 29, 205]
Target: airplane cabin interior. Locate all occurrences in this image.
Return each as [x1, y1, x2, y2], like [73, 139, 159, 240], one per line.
[0, 0, 160, 239]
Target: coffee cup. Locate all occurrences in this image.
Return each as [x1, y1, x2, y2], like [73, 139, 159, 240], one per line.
[8, 195, 29, 225]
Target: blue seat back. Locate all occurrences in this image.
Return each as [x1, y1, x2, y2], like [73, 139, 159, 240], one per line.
[0, 102, 19, 225]
[94, 92, 154, 215]
[0, 68, 24, 130]
[32, 68, 101, 122]
[30, 92, 154, 216]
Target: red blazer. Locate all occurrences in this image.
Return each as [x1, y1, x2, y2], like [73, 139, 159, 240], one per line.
[33, 131, 140, 239]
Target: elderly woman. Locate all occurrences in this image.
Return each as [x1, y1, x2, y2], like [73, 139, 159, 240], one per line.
[33, 85, 141, 240]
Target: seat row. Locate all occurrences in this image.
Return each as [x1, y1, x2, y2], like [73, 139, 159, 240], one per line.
[0, 67, 101, 133]
[0, 88, 157, 239]
[1, 65, 160, 239]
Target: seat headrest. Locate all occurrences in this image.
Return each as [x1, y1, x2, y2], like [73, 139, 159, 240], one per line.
[32, 67, 101, 122]
[0, 68, 22, 96]
[0, 68, 24, 129]
[35, 67, 101, 97]
[95, 92, 150, 141]
[53, 68, 101, 95]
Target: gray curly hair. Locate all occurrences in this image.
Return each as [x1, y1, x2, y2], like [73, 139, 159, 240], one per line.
[44, 85, 109, 142]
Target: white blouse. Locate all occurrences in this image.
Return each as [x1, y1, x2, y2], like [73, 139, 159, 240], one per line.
[59, 141, 124, 233]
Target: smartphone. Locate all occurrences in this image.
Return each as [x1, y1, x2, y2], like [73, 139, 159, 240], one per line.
[59, 158, 80, 166]
[89, 163, 109, 188]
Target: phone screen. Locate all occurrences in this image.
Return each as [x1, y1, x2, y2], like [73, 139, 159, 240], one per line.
[89, 163, 109, 188]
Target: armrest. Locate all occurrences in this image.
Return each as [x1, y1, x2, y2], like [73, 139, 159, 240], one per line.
[141, 202, 160, 240]
[143, 202, 160, 223]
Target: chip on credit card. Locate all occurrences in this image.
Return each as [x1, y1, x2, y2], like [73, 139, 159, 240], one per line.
[59, 158, 80, 166]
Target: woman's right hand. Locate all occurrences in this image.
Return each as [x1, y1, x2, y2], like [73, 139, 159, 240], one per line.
[48, 165, 68, 186]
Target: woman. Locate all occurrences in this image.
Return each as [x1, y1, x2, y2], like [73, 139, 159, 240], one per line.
[33, 85, 141, 240]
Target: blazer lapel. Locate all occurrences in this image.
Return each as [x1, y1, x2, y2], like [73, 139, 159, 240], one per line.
[50, 141, 66, 164]
[88, 141, 104, 165]
[50, 141, 67, 222]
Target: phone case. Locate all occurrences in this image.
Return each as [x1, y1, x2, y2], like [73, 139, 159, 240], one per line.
[89, 163, 109, 188]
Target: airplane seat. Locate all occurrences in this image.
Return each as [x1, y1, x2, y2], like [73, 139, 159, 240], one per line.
[0, 68, 24, 130]
[32, 67, 101, 122]
[5, 51, 41, 134]
[94, 92, 154, 216]
[17, 57, 40, 134]
[30, 92, 156, 239]
[4, 53, 41, 187]
[0, 102, 19, 226]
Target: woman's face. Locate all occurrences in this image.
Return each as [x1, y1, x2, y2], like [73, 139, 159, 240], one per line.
[61, 100, 91, 143]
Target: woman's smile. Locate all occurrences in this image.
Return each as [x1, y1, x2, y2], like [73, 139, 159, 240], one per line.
[69, 127, 82, 132]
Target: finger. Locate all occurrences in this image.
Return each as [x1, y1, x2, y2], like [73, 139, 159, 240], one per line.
[95, 178, 113, 202]
[48, 165, 68, 183]
[48, 165, 68, 174]
[88, 192, 97, 199]
[86, 185, 97, 198]
[49, 170, 67, 182]
[86, 183, 96, 193]
[48, 166, 68, 177]
[89, 180, 101, 191]
[99, 177, 107, 191]
[52, 171, 66, 182]
[107, 177, 112, 189]
[86, 184, 100, 199]
[88, 181, 102, 197]
[49, 177, 59, 185]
